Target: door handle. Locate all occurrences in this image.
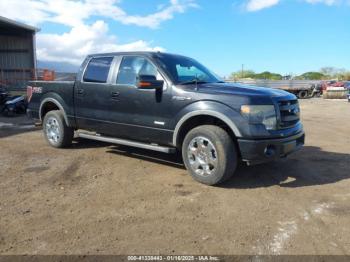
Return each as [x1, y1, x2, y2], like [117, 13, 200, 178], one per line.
[111, 91, 120, 98]
[77, 88, 84, 95]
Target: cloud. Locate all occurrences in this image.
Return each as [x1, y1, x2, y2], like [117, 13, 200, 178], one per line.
[0, 0, 198, 29]
[0, 0, 197, 65]
[119, 0, 199, 29]
[36, 21, 164, 65]
[244, 0, 345, 11]
[0, 0, 50, 26]
[305, 0, 338, 5]
[245, 0, 280, 11]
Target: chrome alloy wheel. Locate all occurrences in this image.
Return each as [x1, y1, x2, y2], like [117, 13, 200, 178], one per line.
[45, 116, 60, 144]
[187, 136, 218, 177]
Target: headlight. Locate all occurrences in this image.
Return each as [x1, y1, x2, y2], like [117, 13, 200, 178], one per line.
[240, 105, 277, 130]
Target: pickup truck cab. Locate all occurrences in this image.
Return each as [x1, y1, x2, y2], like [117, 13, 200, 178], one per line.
[27, 52, 305, 185]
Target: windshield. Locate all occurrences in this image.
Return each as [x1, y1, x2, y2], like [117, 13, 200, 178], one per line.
[154, 54, 222, 85]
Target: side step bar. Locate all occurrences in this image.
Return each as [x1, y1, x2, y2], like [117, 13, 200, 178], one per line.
[77, 132, 176, 154]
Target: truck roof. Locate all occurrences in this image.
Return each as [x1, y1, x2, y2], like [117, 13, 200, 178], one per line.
[86, 51, 185, 58]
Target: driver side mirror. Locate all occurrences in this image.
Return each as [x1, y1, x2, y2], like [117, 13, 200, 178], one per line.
[137, 75, 164, 90]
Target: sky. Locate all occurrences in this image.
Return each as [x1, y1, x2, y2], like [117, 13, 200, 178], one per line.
[0, 0, 349, 77]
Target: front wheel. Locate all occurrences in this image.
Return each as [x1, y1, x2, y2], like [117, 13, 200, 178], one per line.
[182, 125, 238, 186]
[43, 110, 74, 148]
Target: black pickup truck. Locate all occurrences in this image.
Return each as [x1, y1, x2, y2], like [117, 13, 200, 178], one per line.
[27, 52, 305, 185]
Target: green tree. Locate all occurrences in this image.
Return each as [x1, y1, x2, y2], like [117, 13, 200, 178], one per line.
[254, 71, 283, 80]
[319, 67, 347, 79]
[230, 69, 256, 79]
[298, 72, 326, 80]
[337, 71, 350, 81]
[320, 67, 336, 78]
[230, 67, 350, 81]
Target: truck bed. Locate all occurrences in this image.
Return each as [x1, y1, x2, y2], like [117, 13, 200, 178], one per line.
[27, 80, 75, 122]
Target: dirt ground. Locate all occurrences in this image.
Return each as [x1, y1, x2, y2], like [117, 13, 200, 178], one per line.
[0, 98, 349, 255]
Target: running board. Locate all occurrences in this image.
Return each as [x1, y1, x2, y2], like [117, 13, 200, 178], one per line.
[77, 132, 176, 154]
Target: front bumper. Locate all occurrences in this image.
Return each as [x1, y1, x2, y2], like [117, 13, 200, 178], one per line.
[237, 132, 305, 165]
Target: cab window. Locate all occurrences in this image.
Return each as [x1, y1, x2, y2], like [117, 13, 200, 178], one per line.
[116, 56, 160, 86]
[83, 57, 113, 83]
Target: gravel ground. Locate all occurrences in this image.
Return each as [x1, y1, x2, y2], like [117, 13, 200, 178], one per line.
[0, 98, 349, 255]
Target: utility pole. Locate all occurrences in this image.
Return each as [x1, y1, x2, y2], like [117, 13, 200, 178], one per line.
[241, 64, 244, 79]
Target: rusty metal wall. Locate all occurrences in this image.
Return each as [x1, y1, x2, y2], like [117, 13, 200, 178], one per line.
[0, 31, 35, 89]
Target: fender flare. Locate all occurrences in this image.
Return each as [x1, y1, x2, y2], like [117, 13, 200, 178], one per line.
[172, 110, 242, 146]
[39, 97, 69, 125]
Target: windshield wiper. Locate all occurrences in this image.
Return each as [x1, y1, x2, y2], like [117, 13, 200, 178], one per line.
[179, 79, 209, 85]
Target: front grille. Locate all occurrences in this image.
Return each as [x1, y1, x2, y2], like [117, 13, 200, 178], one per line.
[278, 99, 300, 129]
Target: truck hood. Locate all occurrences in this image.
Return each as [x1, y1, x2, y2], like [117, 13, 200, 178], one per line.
[180, 82, 294, 99]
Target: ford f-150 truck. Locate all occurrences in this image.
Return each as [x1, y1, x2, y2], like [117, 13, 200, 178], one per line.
[27, 52, 305, 185]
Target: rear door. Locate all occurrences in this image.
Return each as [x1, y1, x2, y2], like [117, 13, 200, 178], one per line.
[75, 56, 115, 132]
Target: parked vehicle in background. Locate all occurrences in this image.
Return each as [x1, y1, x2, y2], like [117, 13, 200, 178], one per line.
[344, 81, 350, 90]
[232, 79, 322, 99]
[0, 85, 27, 116]
[0, 85, 9, 105]
[2, 96, 27, 116]
[330, 81, 345, 87]
[277, 84, 321, 99]
[320, 80, 336, 93]
[27, 52, 305, 185]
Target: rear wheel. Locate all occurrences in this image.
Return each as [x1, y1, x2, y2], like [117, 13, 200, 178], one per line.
[182, 125, 237, 185]
[43, 110, 73, 148]
[298, 90, 308, 99]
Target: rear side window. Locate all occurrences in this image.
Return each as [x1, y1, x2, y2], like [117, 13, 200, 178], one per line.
[116, 56, 158, 86]
[83, 57, 113, 83]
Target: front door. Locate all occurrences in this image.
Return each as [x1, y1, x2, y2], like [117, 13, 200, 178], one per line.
[106, 55, 173, 145]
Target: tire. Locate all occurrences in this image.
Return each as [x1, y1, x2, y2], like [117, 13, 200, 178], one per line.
[43, 110, 74, 148]
[3, 107, 14, 117]
[298, 90, 308, 99]
[182, 125, 237, 186]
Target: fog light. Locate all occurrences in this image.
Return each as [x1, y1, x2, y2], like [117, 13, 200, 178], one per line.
[264, 145, 276, 157]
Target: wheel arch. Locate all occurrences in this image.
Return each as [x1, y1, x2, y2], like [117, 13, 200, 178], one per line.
[173, 110, 242, 149]
[39, 97, 69, 126]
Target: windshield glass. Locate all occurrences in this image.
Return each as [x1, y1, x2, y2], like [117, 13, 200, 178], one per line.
[154, 54, 222, 85]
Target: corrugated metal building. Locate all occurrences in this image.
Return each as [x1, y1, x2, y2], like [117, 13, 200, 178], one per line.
[0, 16, 39, 89]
